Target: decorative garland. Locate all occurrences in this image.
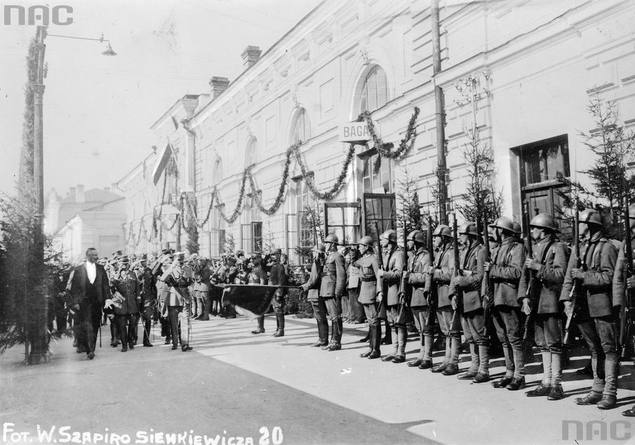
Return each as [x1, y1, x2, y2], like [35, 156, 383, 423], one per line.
[361, 106, 419, 160]
[138, 107, 419, 244]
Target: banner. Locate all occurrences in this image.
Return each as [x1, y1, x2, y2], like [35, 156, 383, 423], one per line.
[217, 284, 282, 316]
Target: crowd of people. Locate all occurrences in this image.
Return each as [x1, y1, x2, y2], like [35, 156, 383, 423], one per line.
[51, 205, 635, 415]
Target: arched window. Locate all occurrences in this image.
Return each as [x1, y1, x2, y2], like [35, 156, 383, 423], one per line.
[244, 138, 258, 168]
[360, 65, 388, 113]
[292, 108, 311, 145]
[358, 65, 391, 194]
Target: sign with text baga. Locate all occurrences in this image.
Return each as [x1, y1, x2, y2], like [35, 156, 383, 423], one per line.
[339, 122, 379, 143]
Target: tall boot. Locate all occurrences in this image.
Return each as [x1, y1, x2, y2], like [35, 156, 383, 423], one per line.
[442, 337, 460, 375]
[252, 315, 265, 334]
[493, 345, 514, 388]
[322, 320, 335, 350]
[326, 319, 342, 351]
[408, 333, 425, 367]
[507, 348, 526, 390]
[382, 328, 399, 361]
[359, 325, 370, 343]
[366, 324, 381, 359]
[597, 356, 618, 409]
[541, 350, 553, 386]
[273, 313, 285, 337]
[432, 336, 451, 372]
[547, 353, 565, 400]
[381, 319, 392, 345]
[313, 320, 329, 347]
[419, 334, 434, 369]
[473, 344, 490, 383]
[459, 343, 479, 379]
[392, 327, 407, 363]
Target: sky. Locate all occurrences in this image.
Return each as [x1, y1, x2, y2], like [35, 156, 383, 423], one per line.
[0, 0, 323, 199]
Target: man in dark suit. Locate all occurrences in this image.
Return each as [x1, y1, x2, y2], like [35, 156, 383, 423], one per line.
[69, 247, 111, 360]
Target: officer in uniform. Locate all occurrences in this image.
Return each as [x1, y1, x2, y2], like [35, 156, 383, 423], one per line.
[356, 236, 383, 359]
[561, 209, 619, 409]
[268, 248, 289, 337]
[161, 252, 194, 351]
[108, 256, 140, 352]
[378, 229, 407, 363]
[428, 225, 460, 375]
[404, 230, 432, 368]
[320, 235, 347, 350]
[138, 254, 157, 347]
[449, 222, 486, 381]
[485, 216, 526, 390]
[518, 213, 569, 400]
[301, 244, 328, 347]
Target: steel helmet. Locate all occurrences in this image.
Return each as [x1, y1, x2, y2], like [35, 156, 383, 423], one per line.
[432, 224, 452, 238]
[512, 222, 522, 236]
[579, 209, 603, 227]
[324, 234, 339, 244]
[413, 231, 426, 244]
[407, 230, 422, 241]
[458, 222, 478, 237]
[358, 236, 374, 247]
[492, 217, 514, 233]
[530, 213, 558, 231]
[380, 229, 397, 243]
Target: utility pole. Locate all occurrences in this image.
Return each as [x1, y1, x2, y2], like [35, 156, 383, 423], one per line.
[28, 25, 49, 364]
[431, 0, 448, 225]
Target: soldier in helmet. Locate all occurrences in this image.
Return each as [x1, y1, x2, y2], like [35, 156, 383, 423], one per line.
[617, 204, 635, 417]
[320, 234, 347, 350]
[301, 244, 328, 347]
[404, 230, 433, 368]
[449, 222, 487, 382]
[485, 216, 526, 389]
[561, 208, 619, 409]
[427, 224, 460, 374]
[518, 213, 569, 400]
[378, 229, 408, 363]
[356, 236, 383, 359]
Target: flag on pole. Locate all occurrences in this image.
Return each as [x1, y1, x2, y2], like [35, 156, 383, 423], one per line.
[218, 284, 282, 316]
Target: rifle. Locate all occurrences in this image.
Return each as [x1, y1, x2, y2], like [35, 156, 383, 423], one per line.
[621, 184, 634, 358]
[374, 221, 385, 308]
[451, 212, 463, 325]
[425, 215, 436, 326]
[522, 200, 538, 342]
[482, 210, 491, 339]
[397, 220, 410, 319]
[563, 201, 582, 345]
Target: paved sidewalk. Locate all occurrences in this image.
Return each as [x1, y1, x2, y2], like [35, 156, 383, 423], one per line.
[2, 314, 635, 445]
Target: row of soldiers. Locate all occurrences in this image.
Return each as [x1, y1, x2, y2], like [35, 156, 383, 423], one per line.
[301, 207, 634, 412]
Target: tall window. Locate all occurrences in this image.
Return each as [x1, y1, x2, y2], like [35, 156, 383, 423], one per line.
[362, 153, 392, 193]
[295, 179, 316, 265]
[360, 66, 388, 113]
[292, 108, 311, 145]
[211, 158, 224, 256]
[241, 222, 262, 253]
[515, 135, 571, 235]
[325, 202, 361, 245]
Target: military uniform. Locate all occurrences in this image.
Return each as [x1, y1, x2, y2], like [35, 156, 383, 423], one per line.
[381, 242, 407, 362]
[449, 240, 485, 379]
[518, 230, 569, 398]
[490, 236, 526, 385]
[407, 245, 432, 367]
[356, 249, 382, 358]
[320, 249, 347, 349]
[302, 253, 328, 346]
[561, 229, 619, 407]
[162, 260, 194, 351]
[111, 268, 140, 352]
[430, 241, 460, 373]
[138, 265, 157, 346]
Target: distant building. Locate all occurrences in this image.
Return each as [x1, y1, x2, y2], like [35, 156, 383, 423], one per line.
[45, 185, 126, 262]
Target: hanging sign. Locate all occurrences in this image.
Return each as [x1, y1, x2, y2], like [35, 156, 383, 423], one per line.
[339, 122, 379, 143]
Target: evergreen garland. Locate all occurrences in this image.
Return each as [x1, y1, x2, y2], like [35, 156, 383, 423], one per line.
[362, 106, 419, 160]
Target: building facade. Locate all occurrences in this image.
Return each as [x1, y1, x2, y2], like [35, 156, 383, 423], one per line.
[119, 0, 635, 263]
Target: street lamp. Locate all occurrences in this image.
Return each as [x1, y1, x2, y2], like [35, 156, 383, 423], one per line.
[28, 26, 116, 364]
